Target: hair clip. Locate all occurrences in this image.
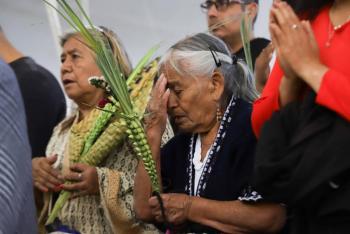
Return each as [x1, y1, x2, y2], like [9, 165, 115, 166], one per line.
[231, 55, 238, 65]
[209, 46, 222, 67]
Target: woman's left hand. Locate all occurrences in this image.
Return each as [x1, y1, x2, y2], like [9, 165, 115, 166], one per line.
[270, 1, 327, 90]
[61, 163, 99, 197]
[149, 193, 192, 226]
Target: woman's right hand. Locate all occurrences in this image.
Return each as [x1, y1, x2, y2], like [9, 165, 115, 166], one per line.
[32, 155, 63, 193]
[144, 74, 170, 142]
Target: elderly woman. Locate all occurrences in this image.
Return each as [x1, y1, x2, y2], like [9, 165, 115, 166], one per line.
[134, 33, 285, 233]
[32, 26, 172, 233]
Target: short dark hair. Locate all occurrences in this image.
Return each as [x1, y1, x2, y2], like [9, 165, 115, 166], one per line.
[240, 0, 258, 3]
[0, 25, 3, 32]
[284, 0, 332, 20]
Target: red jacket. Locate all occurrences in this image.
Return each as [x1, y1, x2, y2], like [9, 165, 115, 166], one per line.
[252, 5, 350, 137]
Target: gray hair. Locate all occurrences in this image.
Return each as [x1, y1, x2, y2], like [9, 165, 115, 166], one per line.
[60, 26, 132, 78]
[159, 33, 258, 107]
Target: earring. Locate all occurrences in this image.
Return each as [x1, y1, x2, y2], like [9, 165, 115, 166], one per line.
[216, 104, 222, 122]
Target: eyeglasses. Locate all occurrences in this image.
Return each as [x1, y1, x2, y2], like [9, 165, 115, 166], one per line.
[200, 0, 244, 11]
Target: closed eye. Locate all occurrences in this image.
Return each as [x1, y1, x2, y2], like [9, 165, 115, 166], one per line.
[174, 89, 182, 95]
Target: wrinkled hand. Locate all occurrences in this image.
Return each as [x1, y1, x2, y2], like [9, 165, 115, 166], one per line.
[149, 193, 192, 226]
[32, 155, 63, 193]
[254, 43, 274, 93]
[144, 74, 170, 140]
[270, 0, 321, 80]
[61, 163, 99, 198]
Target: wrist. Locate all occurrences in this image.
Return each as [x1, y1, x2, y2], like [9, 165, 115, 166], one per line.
[184, 195, 193, 220]
[279, 76, 305, 107]
[299, 62, 328, 92]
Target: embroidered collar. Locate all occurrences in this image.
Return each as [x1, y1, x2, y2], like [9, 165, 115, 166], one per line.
[185, 95, 237, 196]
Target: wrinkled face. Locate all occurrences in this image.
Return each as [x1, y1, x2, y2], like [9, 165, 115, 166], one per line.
[60, 36, 104, 104]
[165, 67, 218, 133]
[207, 2, 244, 42]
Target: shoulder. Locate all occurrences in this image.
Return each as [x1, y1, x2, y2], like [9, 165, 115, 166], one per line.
[227, 99, 256, 143]
[0, 59, 16, 83]
[249, 38, 271, 57]
[250, 38, 271, 50]
[10, 57, 62, 90]
[0, 60, 25, 114]
[233, 98, 253, 123]
[162, 133, 191, 152]
[161, 133, 192, 166]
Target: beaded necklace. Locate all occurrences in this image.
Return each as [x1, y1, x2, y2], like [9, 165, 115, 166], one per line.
[326, 4, 350, 47]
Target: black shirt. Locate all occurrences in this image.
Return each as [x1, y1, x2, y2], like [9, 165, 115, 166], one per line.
[10, 57, 66, 157]
[234, 37, 270, 69]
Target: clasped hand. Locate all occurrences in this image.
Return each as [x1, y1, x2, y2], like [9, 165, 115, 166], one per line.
[270, 0, 321, 81]
[149, 193, 192, 226]
[32, 155, 99, 197]
[61, 163, 99, 198]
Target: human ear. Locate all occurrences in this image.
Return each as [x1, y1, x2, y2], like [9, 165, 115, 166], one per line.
[245, 3, 258, 22]
[209, 71, 225, 102]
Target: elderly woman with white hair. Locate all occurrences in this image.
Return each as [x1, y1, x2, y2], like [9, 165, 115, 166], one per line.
[134, 33, 286, 233]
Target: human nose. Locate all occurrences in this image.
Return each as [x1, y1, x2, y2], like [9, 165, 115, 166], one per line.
[61, 57, 73, 75]
[167, 91, 178, 110]
[207, 4, 218, 17]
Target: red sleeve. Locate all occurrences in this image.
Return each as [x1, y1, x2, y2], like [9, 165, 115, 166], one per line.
[316, 69, 350, 122]
[251, 61, 283, 137]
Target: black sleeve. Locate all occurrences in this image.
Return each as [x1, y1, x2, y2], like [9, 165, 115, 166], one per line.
[17, 69, 66, 157]
[160, 134, 190, 193]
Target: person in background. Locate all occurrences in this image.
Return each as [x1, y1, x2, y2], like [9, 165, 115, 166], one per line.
[202, 0, 271, 70]
[0, 25, 66, 157]
[0, 59, 37, 233]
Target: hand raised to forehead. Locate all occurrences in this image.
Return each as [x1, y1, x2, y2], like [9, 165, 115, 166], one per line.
[144, 74, 170, 138]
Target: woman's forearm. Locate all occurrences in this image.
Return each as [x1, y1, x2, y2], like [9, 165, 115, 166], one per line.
[187, 197, 286, 233]
[133, 132, 162, 221]
[279, 76, 305, 107]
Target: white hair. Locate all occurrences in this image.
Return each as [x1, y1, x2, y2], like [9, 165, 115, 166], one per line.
[160, 33, 258, 105]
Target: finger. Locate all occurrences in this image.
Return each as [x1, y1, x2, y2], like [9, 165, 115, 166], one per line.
[64, 171, 83, 182]
[61, 181, 85, 192]
[34, 181, 49, 193]
[149, 196, 160, 207]
[270, 5, 287, 28]
[36, 158, 61, 178]
[37, 168, 63, 186]
[281, 2, 300, 24]
[35, 177, 57, 191]
[269, 23, 282, 49]
[302, 20, 316, 42]
[154, 73, 165, 91]
[151, 206, 162, 216]
[46, 154, 58, 165]
[162, 88, 170, 109]
[271, 2, 299, 34]
[154, 214, 164, 223]
[157, 76, 168, 98]
[70, 163, 87, 172]
[160, 194, 171, 208]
